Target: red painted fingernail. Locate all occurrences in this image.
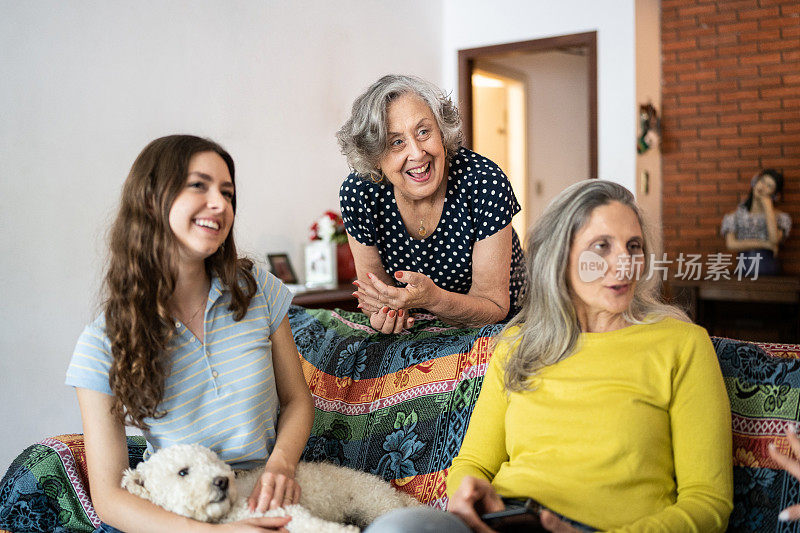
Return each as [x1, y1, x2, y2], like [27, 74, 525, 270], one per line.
[352, 281, 360, 287]
[382, 306, 389, 313]
[351, 292, 358, 298]
[398, 309, 404, 317]
[367, 273, 375, 279]
[388, 310, 396, 318]
[395, 271, 403, 279]
[357, 303, 363, 308]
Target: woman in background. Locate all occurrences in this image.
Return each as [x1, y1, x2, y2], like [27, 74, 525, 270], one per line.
[337, 74, 526, 333]
[721, 168, 791, 275]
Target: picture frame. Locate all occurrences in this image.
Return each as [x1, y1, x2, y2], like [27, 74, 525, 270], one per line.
[267, 253, 298, 284]
[304, 241, 338, 289]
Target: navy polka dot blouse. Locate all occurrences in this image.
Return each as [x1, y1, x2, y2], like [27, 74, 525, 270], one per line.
[339, 147, 526, 313]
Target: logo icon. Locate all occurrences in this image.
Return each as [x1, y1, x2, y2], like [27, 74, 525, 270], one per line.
[578, 250, 608, 282]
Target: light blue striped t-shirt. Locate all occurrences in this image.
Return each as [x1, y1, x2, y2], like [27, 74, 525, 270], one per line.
[65, 265, 292, 469]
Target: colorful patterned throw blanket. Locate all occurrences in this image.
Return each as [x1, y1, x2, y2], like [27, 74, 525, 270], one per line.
[0, 307, 500, 532]
[289, 306, 502, 508]
[0, 435, 146, 532]
[4, 307, 800, 532]
[714, 337, 800, 532]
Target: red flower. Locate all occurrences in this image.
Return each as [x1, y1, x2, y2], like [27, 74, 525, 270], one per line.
[310, 211, 347, 243]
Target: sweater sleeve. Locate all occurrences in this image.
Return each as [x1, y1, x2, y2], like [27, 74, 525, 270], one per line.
[446, 338, 513, 499]
[612, 327, 733, 532]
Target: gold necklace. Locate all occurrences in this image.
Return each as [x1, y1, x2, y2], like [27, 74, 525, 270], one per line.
[418, 208, 432, 237]
[175, 299, 205, 326]
[417, 192, 442, 238]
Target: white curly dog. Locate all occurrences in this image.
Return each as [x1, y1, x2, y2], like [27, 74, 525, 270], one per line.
[121, 444, 417, 532]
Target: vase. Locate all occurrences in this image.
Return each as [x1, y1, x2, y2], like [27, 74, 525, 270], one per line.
[337, 242, 357, 283]
[305, 241, 337, 289]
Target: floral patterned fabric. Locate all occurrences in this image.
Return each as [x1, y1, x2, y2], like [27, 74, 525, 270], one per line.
[4, 311, 800, 532]
[0, 435, 146, 532]
[290, 306, 501, 509]
[715, 337, 800, 532]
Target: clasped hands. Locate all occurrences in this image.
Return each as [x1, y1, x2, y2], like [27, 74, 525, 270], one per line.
[352, 271, 437, 333]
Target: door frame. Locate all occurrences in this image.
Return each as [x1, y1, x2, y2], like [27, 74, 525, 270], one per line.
[458, 31, 598, 179]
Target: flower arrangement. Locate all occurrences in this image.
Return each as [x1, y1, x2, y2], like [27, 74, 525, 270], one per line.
[310, 210, 348, 244]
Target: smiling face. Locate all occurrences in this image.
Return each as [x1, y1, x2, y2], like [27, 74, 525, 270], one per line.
[378, 93, 447, 202]
[566, 201, 644, 331]
[168, 151, 235, 266]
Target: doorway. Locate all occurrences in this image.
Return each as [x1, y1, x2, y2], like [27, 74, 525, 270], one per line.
[459, 32, 598, 233]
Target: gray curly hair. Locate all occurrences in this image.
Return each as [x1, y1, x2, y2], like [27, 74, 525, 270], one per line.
[336, 74, 464, 181]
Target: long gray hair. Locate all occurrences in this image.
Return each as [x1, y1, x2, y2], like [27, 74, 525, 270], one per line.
[500, 179, 689, 392]
[336, 74, 464, 181]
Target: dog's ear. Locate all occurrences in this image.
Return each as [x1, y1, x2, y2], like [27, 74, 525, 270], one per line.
[121, 467, 149, 499]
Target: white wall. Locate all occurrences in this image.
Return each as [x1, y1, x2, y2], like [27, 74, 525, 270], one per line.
[0, 0, 441, 469]
[442, 0, 638, 192]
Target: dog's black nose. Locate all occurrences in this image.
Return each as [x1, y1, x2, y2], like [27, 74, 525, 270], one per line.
[213, 476, 229, 492]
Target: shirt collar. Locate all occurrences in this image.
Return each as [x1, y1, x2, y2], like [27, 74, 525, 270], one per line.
[209, 274, 225, 304]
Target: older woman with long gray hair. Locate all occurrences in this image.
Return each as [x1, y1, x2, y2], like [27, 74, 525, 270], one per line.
[366, 180, 733, 532]
[337, 74, 526, 333]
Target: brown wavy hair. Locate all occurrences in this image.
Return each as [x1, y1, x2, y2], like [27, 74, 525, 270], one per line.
[104, 135, 256, 429]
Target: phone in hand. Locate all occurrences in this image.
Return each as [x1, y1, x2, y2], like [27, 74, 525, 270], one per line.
[481, 498, 547, 532]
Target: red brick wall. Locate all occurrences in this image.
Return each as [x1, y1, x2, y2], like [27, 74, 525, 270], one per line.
[660, 0, 800, 275]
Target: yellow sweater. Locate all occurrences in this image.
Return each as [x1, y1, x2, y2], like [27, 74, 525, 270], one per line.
[447, 318, 733, 532]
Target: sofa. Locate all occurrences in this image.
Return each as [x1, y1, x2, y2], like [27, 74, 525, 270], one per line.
[2, 305, 799, 532]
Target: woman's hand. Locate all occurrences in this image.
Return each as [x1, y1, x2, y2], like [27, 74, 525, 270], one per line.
[768, 424, 800, 522]
[754, 188, 775, 209]
[540, 510, 581, 532]
[353, 272, 422, 332]
[369, 306, 414, 333]
[219, 516, 291, 532]
[446, 476, 504, 533]
[248, 456, 300, 513]
[354, 271, 439, 312]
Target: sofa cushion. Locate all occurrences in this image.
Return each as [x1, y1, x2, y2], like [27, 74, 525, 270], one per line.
[714, 338, 800, 532]
[0, 434, 146, 533]
[288, 306, 502, 508]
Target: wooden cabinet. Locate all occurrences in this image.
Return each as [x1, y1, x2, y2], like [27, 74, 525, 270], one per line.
[666, 276, 800, 343]
[291, 284, 359, 312]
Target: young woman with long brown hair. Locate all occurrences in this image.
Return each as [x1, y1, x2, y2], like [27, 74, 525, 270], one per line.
[66, 135, 313, 532]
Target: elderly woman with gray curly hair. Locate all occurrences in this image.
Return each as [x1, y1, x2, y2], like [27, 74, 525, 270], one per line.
[337, 74, 526, 333]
